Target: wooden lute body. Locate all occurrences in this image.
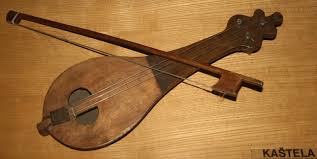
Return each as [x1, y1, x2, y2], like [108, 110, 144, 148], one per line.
[6, 9, 282, 150]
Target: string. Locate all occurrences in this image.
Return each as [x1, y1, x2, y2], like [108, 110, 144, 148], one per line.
[15, 22, 246, 116]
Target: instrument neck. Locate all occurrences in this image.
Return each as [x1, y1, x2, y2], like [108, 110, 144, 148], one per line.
[172, 28, 244, 64]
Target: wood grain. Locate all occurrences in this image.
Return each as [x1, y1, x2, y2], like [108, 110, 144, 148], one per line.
[0, 0, 316, 158]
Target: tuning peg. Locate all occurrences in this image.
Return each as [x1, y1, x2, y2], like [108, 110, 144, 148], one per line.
[270, 12, 283, 27]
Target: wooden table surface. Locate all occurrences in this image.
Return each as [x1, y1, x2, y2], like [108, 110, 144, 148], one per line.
[0, 0, 316, 159]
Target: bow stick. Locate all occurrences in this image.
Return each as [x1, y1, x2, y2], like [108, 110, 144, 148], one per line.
[6, 10, 282, 98]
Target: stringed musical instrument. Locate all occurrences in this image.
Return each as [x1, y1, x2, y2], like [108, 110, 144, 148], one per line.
[6, 9, 283, 150]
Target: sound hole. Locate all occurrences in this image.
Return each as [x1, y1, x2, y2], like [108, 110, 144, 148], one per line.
[68, 88, 99, 125]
